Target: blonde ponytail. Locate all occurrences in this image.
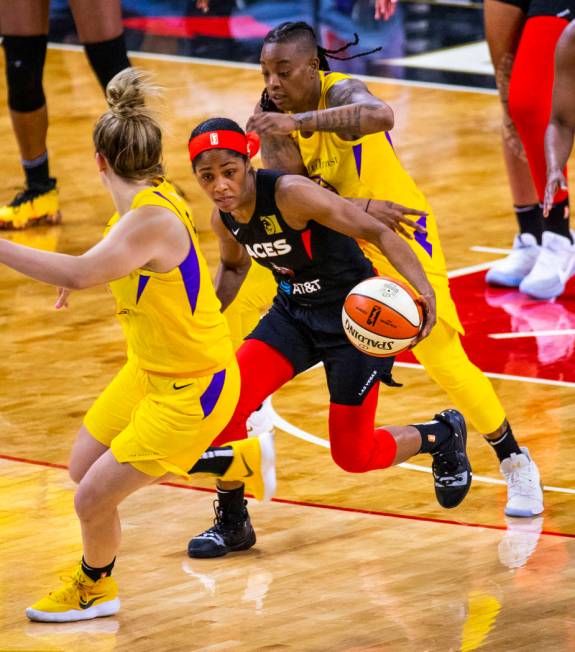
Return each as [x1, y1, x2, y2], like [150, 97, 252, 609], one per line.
[93, 67, 164, 181]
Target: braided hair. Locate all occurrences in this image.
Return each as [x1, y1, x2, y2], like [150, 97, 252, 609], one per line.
[260, 21, 381, 112]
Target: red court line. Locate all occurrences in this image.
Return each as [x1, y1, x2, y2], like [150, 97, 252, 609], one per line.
[3, 453, 574, 540]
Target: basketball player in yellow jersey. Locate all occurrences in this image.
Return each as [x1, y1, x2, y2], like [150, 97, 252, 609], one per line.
[0, 69, 275, 623]
[244, 21, 543, 518]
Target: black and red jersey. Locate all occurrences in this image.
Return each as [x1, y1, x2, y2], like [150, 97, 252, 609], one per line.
[219, 169, 375, 307]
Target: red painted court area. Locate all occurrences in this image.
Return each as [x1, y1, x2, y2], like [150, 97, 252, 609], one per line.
[399, 271, 575, 383]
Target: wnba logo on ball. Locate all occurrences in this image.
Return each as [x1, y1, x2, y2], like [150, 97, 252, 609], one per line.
[367, 306, 381, 326]
[342, 276, 423, 358]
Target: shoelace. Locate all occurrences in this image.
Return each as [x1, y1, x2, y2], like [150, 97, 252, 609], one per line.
[201, 500, 245, 537]
[507, 465, 535, 495]
[51, 570, 91, 602]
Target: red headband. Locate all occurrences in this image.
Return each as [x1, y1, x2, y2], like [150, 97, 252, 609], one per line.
[188, 129, 260, 162]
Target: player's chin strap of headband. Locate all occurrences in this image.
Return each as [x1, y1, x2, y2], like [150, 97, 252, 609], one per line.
[188, 130, 260, 162]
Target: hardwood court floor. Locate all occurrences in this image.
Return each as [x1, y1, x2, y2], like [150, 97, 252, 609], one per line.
[1, 46, 574, 651]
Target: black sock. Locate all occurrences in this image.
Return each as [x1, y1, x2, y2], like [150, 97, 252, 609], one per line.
[83, 34, 131, 91]
[22, 151, 51, 191]
[544, 199, 572, 242]
[217, 485, 246, 515]
[81, 556, 115, 581]
[413, 419, 452, 454]
[515, 203, 543, 244]
[189, 446, 233, 476]
[484, 424, 522, 463]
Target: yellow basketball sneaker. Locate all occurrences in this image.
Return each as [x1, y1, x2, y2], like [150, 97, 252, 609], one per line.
[26, 564, 120, 622]
[221, 431, 276, 502]
[0, 181, 61, 230]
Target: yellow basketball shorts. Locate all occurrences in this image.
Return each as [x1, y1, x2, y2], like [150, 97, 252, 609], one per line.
[83, 357, 240, 478]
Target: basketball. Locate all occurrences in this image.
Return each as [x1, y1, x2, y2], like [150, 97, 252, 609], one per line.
[342, 277, 424, 357]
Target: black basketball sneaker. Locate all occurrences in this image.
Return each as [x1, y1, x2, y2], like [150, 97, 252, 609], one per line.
[431, 409, 472, 508]
[187, 500, 256, 558]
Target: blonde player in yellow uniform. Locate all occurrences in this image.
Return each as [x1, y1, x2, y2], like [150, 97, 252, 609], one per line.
[0, 68, 275, 623]
[234, 22, 542, 526]
[248, 21, 544, 507]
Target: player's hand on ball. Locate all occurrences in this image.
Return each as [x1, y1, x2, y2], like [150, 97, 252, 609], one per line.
[366, 199, 427, 239]
[412, 292, 436, 346]
[247, 112, 298, 136]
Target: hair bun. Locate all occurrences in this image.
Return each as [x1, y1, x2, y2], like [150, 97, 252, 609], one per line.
[105, 68, 157, 120]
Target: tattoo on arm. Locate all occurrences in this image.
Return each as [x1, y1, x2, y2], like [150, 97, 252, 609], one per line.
[293, 79, 388, 136]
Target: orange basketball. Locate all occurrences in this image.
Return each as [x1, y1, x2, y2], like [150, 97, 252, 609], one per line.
[342, 276, 424, 357]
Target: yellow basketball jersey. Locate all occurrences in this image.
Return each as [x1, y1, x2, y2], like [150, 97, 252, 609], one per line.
[105, 179, 234, 376]
[294, 70, 462, 332]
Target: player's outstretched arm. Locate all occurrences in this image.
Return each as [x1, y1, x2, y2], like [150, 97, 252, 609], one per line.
[544, 22, 575, 216]
[0, 206, 187, 290]
[211, 209, 252, 311]
[275, 175, 436, 337]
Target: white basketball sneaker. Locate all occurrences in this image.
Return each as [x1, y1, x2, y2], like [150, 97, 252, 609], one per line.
[485, 233, 540, 288]
[500, 447, 543, 517]
[247, 396, 275, 437]
[519, 230, 575, 300]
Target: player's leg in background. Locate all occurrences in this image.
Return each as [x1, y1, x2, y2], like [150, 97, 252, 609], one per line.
[69, 0, 131, 91]
[412, 317, 543, 517]
[484, 0, 542, 288]
[508, 14, 575, 299]
[0, 0, 60, 230]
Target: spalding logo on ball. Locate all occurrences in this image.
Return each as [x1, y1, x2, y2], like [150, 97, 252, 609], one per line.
[342, 276, 423, 357]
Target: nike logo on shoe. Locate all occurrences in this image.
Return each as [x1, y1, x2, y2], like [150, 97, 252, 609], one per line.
[240, 453, 254, 478]
[79, 596, 106, 609]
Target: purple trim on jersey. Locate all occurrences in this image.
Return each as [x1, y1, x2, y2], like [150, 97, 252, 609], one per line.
[136, 275, 150, 303]
[352, 143, 362, 177]
[153, 189, 200, 313]
[385, 131, 393, 147]
[179, 239, 201, 314]
[200, 369, 226, 418]
[414, 216, 433, 257]
[153, 190, 181, 215]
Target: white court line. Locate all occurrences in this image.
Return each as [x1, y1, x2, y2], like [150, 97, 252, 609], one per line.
[447, 261, 497, 278]
[394, 360, 575, 389]
[490, 330, 575, 340]
[269, 401, 575, 495]
[471, 245, 513, 255]
[45, 42, 498, 95]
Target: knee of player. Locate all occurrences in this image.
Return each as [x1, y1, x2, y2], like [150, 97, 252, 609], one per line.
[508, 87, 544, 130]
[330, 446, 370, 474]
[3, 35, 48, 112]
[74, 482, 105, 521]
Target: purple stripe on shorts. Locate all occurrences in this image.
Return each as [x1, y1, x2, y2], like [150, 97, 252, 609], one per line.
[414, 215, 433, 257]
[200, 369, 226, 418]
[352, 143, 362, 177]
[136, 275, 150, 303]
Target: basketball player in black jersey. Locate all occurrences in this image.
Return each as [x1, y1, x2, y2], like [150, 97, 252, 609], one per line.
[185, 117, 473, 558]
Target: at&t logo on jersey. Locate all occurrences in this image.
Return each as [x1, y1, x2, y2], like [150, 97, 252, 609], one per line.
[279, 279, 322, 296]
[245, 239, 292, 258]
